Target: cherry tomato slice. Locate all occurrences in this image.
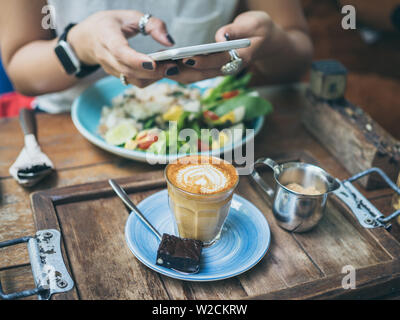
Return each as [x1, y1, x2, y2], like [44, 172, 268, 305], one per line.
[137, 134, 159, 150]
[203, 110, 220, 121]
[222, 90, 240, 100]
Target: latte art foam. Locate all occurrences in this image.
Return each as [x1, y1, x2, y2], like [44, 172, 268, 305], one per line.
[176, 164, 228, 194]
[166, 156, 238, 195]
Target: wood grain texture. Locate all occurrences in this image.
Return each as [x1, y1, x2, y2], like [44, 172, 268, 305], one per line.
[292, 201, 391, 275]
[302, 91, 400, 189]
[0, 265, 36, 300]
[237, 177, 323, 286]
[368, 195, 400, 258]
[2, 84, 400, 299]
[249, 260, 400, 300]
[0, 113, 122, 178]
[28, 165, 400, 300]
[56, 197, 169, 300]
[0, 163, 163, 269]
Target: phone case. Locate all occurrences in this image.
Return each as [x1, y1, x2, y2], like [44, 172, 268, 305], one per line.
[148, 39, 251, 61]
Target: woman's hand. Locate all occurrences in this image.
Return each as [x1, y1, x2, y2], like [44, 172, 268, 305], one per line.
[166, 11, 275, 84]
[68, 10, 177, 87]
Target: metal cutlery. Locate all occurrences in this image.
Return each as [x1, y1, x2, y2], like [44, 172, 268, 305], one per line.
[9, 108, 54, 187]
[109, 179, 202, 274]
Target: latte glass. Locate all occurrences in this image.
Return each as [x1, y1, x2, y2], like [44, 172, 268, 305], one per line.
[165, 157, 239, 246]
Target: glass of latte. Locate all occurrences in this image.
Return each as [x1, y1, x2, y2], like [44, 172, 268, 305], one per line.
[165, 155, 239, 246]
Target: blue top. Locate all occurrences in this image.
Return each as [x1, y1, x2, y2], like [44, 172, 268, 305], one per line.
[0, 55, 13, 95]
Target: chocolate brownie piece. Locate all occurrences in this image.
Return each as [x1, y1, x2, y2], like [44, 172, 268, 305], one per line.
[156, 234, 203, 274]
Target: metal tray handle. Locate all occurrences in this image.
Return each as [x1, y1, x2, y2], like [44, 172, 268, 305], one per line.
[345, 168, 400, 224]
[0, 229, 74, 300]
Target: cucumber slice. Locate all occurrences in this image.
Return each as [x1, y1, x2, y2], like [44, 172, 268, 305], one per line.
[105, 122, 138, 146]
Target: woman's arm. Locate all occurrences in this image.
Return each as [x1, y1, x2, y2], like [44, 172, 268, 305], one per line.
[168, 0, 313, 85]
[0, 0, 78, 96]
[0, 1, 176, 96]
[243, 0, 314, 83]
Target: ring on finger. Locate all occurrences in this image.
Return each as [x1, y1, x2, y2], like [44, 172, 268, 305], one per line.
[221, 50, 243, 76]
[120, 73, 128, 86]
[139, 14, 152, 36]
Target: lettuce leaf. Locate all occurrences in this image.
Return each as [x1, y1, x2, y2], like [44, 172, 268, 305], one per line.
[201, 73, 253, 108]
[214, 95, 273, 121]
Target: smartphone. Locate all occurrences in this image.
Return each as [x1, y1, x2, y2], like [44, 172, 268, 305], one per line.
[148, 39, 251, 61]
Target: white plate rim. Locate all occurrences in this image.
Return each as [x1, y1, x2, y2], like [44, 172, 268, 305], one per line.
[71, 76, 265, 163]
[124, 190, 271, 282]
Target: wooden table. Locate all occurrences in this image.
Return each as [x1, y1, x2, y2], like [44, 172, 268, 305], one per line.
[1, 84, 399, 300]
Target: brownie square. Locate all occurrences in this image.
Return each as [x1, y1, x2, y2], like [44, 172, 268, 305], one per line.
[156, 234, 203, 273]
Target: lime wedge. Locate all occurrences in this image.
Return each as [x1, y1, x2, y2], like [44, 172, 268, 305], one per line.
[105, 122, 138, 146]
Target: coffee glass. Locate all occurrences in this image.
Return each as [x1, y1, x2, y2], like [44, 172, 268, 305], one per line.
[165, 156, 239, 246]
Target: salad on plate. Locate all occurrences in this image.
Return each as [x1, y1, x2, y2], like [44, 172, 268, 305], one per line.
[98, 74, 273, 155]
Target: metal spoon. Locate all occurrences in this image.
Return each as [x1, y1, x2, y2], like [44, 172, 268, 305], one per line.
[109, 179, 162, 241]
[9, 108, 54, 187]
[108, 179, 201, 275]
[17, 165, 53, 180]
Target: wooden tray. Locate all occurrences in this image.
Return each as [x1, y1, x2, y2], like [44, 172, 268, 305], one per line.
[30, 152, 400, 300]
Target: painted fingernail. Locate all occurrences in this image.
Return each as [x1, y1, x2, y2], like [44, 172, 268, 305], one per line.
[142, 62, 154, 70]
[166, 66, 179, 76]
[166, 34, 175, 45]
[224, 33, 230, 41]
[185, 59, 196, 66]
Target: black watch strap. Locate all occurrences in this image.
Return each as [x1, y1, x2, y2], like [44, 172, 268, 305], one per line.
[59, 23, 76, 42]
[75, 64, 101, 79]
[58, 23, 100, 78]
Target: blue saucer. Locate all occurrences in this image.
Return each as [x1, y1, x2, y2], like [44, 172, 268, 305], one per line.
[125, 190, 271, 281]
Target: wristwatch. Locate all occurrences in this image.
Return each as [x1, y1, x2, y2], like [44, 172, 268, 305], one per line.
[54, 23, 100, 78]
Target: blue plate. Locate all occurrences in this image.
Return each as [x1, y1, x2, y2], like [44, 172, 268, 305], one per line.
[125, 190, 271, 281]
[71, 76, 264, 163]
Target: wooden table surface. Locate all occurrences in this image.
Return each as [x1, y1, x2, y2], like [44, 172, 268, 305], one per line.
[1, 83, 399, 300]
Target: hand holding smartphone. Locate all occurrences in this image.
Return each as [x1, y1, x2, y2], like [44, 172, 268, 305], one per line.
[148, 39, 251, 62]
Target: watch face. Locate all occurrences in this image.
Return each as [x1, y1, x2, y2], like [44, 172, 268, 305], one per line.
[55, 44, 77, 75]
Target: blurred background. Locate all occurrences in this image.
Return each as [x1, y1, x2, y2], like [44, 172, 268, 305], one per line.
[1, 0, 399, 139]
[302, 0, 400, 140]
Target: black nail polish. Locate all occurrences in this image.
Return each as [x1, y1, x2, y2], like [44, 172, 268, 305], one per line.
[142, 62, 154, 70]
[224, 33, 230, 41]
[166, 66, 179, 76]
[185, 59, 195, 66]
[166, 34, 175, 45]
